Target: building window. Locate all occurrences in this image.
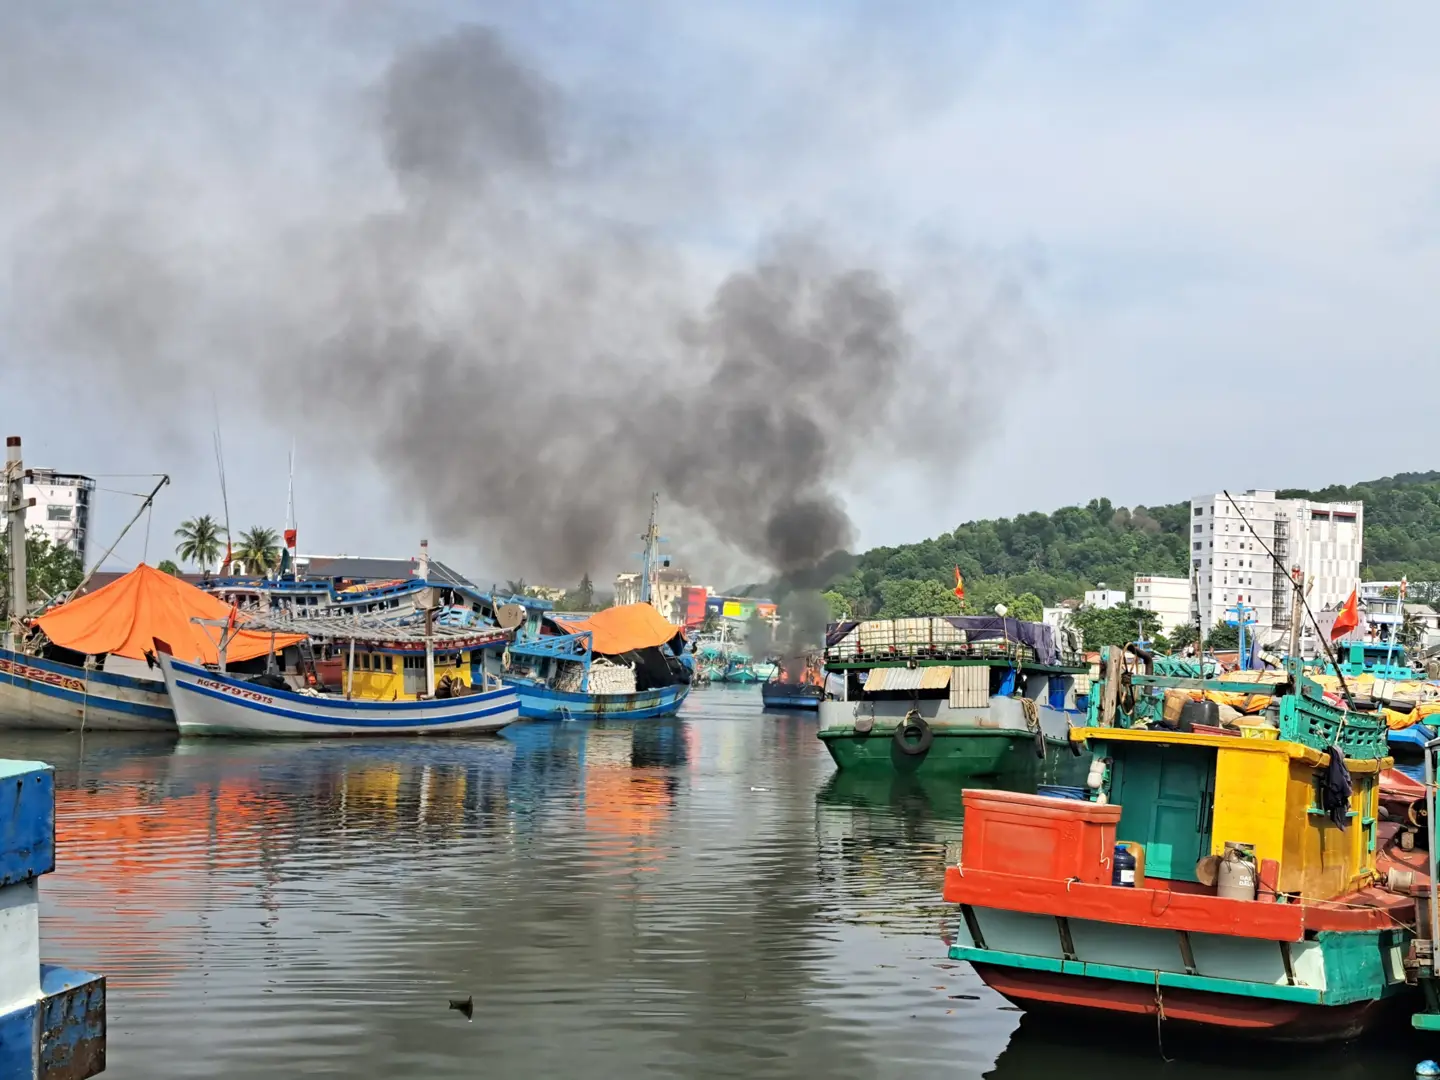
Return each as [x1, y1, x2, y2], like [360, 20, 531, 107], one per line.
[1194, 524, 1202, 534]
[1195, 506, 1204, 515]
[1193, 542, 1201, 550]
[46, 505, 72, 521]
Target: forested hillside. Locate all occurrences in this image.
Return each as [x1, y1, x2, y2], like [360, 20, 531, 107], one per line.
[821, 472, 1440, 621]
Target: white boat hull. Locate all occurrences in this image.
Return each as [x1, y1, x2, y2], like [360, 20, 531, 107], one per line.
[156, 652, 519, 738]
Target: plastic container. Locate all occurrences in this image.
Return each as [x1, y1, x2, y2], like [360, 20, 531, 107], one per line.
[1037, 784, 1087, 800]
[1112, 844, 1137, 887]
[1239, 724, 1279, 740]
[960, 789, 1122, 884]
[1180, 699, 1220, 730]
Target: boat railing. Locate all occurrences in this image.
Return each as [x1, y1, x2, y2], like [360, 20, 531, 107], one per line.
[508, 630, 593, 660]
[825, 637, 1082, 669]
[1089, 647, 1389, 759]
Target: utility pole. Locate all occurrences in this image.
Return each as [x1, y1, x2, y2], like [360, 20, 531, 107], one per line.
[1288, 566, 1305, 660]
[5, 437, 34, 649]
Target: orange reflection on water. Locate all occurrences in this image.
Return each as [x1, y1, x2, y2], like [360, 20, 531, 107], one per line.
[46, 770, 286, 995]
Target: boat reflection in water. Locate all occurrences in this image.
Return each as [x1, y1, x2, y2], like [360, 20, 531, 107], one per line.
[984, 1012, 1429, 1077]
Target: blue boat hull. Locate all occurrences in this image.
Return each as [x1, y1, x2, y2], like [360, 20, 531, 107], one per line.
[1388, 723, 1433, 759]
[501, 679, 690, 720]
[0, 647, 174, 732]
[761, 694, 821, 710]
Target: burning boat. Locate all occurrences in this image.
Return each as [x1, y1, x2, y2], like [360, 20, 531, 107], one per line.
[761, 655, 825, 710]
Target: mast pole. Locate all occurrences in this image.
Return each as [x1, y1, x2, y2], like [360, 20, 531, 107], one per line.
[640, 492, 659, 605]
[67, 474, 170, 604]
[1385, 578, 1406, 672]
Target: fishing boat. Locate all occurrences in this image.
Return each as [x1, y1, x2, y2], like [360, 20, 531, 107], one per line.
[0, 564, 300, 732]
[944, 645, 1427, 1042]
[501, 603, 691, 720]
[816, 615, 1091, 778]
[760, 656, 825, 710]
[153, 612, 517, 737]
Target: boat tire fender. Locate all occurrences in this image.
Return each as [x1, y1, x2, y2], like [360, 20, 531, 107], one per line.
[1033, 730, 1046, 759]
[894, 715, 933, 756]
[1069, 732, 1084, 756]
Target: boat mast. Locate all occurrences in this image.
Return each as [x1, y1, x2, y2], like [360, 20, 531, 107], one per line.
[66, 473, 170, 604]
[639, 492, 660, 605]
[282, 440, 295, 582]
[5, 437, 31, 648]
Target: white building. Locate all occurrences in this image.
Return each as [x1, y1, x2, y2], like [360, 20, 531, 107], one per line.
[1083, 588, 1126, 610]
[1132, 574, 1191, 634]
[23, 470, 95, 567]
[614, 567, 691, 624]
[1190, 490, 1363, 654]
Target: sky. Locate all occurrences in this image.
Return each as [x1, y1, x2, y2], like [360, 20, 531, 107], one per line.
[2, 1, 1437, 586]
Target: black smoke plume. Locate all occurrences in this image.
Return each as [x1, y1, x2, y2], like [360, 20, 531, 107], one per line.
[5, 20, 1040, 593]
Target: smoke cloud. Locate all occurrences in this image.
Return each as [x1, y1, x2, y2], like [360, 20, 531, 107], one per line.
[5, 19, 1040, 594]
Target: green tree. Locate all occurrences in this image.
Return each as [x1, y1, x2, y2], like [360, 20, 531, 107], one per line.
[821, 590, 851, 621]
[561, 573, 600, 612]
[0, 528, 85, 615]
[174, 515, 225, 572]
[156, 559, 182, 576]
[1207, 621, 1239, 650]
[1009, 592, 1044, 622]
[877, 578, 965, 618]
[235, 526, 280, 574]
[1068, 604, 1162, 650]
[503, 578, 526, 597]
[1168, 622, 1201, 651]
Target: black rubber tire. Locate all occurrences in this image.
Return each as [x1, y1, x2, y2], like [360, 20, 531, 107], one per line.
[1069, 734, 1085, 757]
[1033, 730, 1046, 759]
[893, 716, 934, 756]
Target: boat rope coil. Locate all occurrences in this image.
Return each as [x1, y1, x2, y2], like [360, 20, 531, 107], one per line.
[1020, 697, 1046, 759]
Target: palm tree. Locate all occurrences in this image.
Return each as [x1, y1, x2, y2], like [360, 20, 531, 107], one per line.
[156, 559, 182, 576]
[174, 515, 225, 572]
[235, 526, 281, 575]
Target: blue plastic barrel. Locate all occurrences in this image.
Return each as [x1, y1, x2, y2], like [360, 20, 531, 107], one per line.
[1036, 784, 1086, 800]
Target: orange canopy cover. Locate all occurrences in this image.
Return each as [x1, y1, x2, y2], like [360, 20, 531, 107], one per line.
[34, 564, 303, 664]
[554, 603, 681, 656]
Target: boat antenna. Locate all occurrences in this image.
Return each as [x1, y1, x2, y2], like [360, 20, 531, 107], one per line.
[212, 397, 232, 573]
[1221, 490, 1354, 710]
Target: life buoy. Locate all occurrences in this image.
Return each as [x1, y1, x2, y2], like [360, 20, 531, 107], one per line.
[893, 715, 934, 756]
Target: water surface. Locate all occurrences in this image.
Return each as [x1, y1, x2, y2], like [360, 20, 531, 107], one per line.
[7, 686, 1426, 1078]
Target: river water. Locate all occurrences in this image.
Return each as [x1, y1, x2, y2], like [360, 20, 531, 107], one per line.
[8, 686, 1425, 1078]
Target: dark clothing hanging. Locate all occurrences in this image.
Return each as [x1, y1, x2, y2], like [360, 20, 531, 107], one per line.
[1322, 744, 1352, 830]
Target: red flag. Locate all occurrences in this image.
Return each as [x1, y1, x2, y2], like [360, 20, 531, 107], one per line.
[953, 566, 965, 600]
[220, 541, 233, 574]
[1330, 588, 1360, 641]
[226, 603, 238, 631]
[284, 528, 297, 549]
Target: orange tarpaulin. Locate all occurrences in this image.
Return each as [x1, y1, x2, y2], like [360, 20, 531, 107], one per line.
[33, 563, 303, 664]
[554, 603, 681, 656]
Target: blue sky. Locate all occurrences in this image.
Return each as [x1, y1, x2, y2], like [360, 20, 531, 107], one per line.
[2, 1, 1437, 584]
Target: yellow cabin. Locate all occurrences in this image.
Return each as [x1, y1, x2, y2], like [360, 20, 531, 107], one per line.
[341, 646, 474, 701]
[1076, 728, 1382, 900]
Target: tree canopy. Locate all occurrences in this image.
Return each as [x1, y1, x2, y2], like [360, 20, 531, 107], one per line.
[0, 528, 85, 616]
[175, 515, 225, 572]
[819, 471, 1440, 624]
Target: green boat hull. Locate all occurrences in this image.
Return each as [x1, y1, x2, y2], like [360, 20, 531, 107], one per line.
[819, 726, 1090, 781]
